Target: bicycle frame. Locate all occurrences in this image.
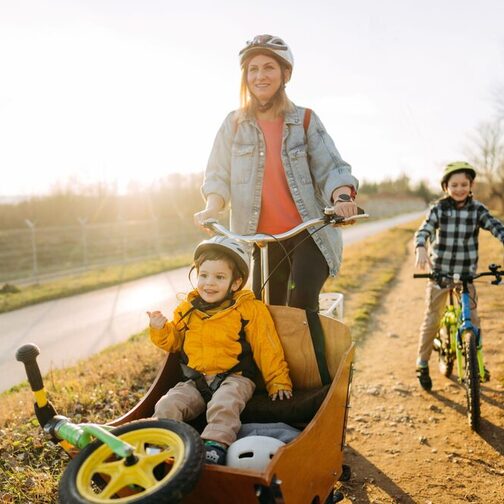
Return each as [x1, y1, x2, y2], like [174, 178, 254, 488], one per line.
[452, 281, 483, 382]
[414, 264, 501, 431]
[415, 264, 501, 375]
[15, 343, 135, 459]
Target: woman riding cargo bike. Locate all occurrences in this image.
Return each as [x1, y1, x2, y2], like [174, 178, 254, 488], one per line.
[16, 33, 364, 504]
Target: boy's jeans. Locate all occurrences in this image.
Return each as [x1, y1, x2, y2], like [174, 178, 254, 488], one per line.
[418, 280, 480, 363]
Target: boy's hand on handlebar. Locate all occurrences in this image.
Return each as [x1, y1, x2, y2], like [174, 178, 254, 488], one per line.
[147, 310, 167, 329]
[415, 247, 432, 271]
[270, 389, 293, 401]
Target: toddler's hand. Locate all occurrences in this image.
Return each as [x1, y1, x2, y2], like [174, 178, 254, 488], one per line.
[270, 389, 293, 401]
[415, 247, 431, 271]
[147, 310, 167, 329]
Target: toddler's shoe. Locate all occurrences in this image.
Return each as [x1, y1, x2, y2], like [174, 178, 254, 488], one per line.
[204, 441, 227, 465]
[416, 365, 432, 391]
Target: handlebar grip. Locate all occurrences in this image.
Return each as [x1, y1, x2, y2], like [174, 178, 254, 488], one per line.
[16, 343, 44, 392]
[413, 274, 431, 278]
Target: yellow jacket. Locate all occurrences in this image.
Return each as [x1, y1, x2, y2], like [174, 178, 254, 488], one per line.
[150, 289, 292, 396]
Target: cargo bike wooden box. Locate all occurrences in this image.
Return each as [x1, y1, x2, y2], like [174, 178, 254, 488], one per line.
[17, 212, 364, 504]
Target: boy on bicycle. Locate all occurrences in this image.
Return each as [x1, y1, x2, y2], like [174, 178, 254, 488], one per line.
[147, 236, 292, 464]
[414, 161, 504, 390]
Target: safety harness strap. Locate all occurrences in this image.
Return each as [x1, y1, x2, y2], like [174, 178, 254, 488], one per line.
[305, 310, 331, 385]
[180, 317, 257, 403]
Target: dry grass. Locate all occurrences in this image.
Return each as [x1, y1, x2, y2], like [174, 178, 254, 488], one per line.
[0, 332, 164, 503]
[324, 219, 422, 343]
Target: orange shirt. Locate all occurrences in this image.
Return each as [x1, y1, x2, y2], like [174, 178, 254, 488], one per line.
[256, 118, 302, 234]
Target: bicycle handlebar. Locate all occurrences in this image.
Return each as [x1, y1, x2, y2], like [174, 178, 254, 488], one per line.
[413, 264, 502, 284]
[16, 343, 44, 393]
[203, 207, 369, 244]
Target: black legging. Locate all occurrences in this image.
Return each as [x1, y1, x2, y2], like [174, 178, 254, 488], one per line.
[252, 231, 329, 313]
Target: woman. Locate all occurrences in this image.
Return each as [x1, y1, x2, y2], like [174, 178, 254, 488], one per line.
[194, 34, 359, 312]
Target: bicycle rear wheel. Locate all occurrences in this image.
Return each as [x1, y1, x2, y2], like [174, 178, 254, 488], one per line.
[463, 330, 481, 431]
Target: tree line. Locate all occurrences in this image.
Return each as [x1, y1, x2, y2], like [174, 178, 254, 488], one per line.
[467, 84, 504, 212]
[1, 142, 501, 232]
[0, 173, 438, 231]
[0, 173, 205, 230]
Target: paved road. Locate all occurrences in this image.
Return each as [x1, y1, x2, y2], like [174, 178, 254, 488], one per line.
[1, 211, 424, 392]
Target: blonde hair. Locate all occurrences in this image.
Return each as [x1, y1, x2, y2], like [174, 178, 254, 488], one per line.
[239, 53, 294, 118]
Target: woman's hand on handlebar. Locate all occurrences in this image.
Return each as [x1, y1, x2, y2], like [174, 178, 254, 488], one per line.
[330, 187, 358, 220]
[194, 194, 225, 232]
[332, 200, 359, 219]
[194, 208, 219, 231]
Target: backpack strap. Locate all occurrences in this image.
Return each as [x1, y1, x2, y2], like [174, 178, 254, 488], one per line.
[303, 108, 312, 137]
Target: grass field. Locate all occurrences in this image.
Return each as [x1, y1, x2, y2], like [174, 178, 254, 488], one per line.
[0, 253, 193, 314]
[1, 217, 502, 502]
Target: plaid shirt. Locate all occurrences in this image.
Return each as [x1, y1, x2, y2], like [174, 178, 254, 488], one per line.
[415, 197, 504, 275]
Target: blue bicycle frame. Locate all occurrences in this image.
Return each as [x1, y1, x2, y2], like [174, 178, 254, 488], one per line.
[454, 281, 483, 381]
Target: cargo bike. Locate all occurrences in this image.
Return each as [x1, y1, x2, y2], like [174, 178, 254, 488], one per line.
[17, 208, 367, 503]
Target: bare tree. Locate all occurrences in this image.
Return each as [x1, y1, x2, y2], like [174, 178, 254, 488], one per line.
[494, 84, 504, 120]
[468, 119, 504, 210]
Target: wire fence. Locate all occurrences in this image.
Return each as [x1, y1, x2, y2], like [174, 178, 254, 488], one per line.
[0, 198, 429, 286]
[0, 219, 203, 285]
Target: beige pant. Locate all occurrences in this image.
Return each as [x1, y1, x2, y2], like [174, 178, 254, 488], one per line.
[153, 373, 255, 446]
[418, 280, 480, 363]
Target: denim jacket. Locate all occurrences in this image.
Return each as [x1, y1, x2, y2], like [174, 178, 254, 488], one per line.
[202, 104, 359, 276]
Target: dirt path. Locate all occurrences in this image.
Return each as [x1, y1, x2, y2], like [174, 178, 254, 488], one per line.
[339, 241, 504, 503]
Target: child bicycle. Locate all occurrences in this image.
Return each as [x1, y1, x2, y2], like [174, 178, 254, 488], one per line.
[17, 207, 367, 504]
[413, 264, 502, 431]
[16, 343, 205, 503]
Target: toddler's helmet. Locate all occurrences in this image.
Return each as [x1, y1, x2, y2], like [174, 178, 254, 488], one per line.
[194, 236, 250, 284]
[226, 436, 285, 471]
[441, 161, 476, 189]
[239, 34, 294, 70]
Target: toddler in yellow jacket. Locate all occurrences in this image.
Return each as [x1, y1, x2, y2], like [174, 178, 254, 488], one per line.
[147, 236, 292, 465]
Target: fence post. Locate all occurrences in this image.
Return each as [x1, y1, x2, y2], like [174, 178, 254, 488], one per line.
[24, 219, 38, 283]
[153, 218, 161, 258]
[78, 217, 88, 268]
[121, 219, 127, 263]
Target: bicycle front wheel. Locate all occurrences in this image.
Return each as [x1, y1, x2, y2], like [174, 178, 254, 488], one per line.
[59, 419, 204, 504]
[463, 330, 481, 431]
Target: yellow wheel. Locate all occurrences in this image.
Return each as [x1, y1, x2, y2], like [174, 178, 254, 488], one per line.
[59, 419, 204, 504]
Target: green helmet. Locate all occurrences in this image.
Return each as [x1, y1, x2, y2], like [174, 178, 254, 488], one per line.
[441, 161, 476, 189]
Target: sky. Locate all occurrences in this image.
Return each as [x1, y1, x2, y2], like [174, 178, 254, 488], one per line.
[1, 0, 504, 198]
